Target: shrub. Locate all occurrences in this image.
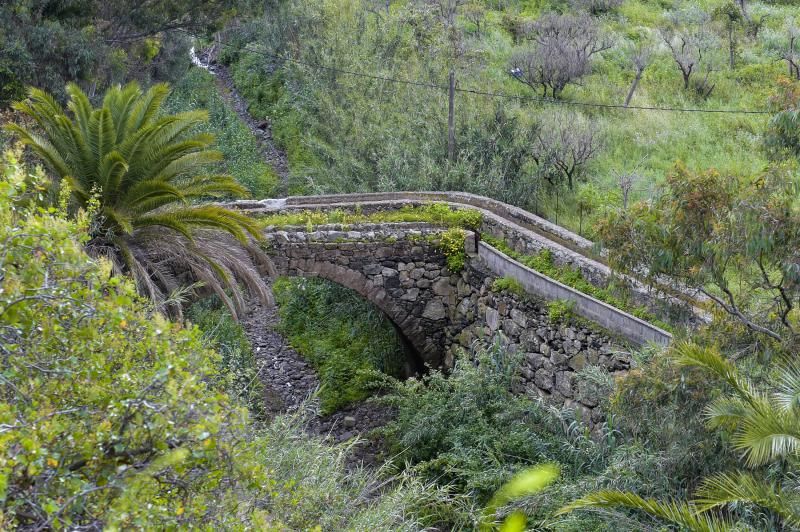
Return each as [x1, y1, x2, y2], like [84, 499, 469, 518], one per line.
[548, 300, 576, 322]
[492, 276, 526, 297]
[431, 228, 468, 272]
[379, 343, 608, 504]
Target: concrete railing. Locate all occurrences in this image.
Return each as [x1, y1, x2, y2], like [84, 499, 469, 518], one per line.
[478, 241, 673, 347]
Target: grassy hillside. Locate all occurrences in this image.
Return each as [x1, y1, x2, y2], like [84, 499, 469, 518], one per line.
[218, 0, 791, 233]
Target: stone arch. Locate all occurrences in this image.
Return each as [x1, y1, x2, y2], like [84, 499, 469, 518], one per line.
[278, 261, 435, 370]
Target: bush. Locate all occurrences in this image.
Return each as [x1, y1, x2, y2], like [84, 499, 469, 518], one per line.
[431, 228, 468, 272]
[379, 343, 610, 504]
[547, 299, 576, 322]
[492, 276, 526, 297]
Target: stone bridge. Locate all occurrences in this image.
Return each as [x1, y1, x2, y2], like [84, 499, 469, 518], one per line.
[241, 192, 681, 423]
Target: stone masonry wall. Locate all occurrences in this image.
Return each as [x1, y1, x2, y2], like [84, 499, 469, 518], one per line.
[264, 222, 626, 425]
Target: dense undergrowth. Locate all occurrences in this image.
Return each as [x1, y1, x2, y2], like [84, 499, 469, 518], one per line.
[272, 276, 409, 414]
[0, 151, 462, 530]
[376, 341, 741, 530]
[163, 67, 278, 198]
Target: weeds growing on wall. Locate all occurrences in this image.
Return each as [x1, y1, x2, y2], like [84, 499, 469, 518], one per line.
[483, 235, 671, 330]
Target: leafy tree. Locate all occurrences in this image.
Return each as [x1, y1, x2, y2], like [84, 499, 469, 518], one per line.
[597, 163, 800, 346]
[0, 0, 242, 106]
[5, 82, 272, 318]
[558, 342, 800, 530]
[765, 77, 800, 160]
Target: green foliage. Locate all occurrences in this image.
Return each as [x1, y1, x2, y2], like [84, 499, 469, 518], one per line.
[561, 341, 800, 529]
[217, 0, 790, 235]
[0, 0, 237, 106]
[379, 344, 610, 504]
[547, 300, 576, 322]
[259, 202, 482, 230]
[0, 151, 460, 530]
[271, 277, 407, 414]
[596, 163, 800, 346]
[432, 228, 468, 272]
[492, 276, 526, 297]
[481, 464, 560, 532]
[187, 296, 265, 419]
[6, 82, 271, 318]
[163, 68, 278, 197]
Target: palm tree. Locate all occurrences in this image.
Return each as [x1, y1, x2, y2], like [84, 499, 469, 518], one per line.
[557, 342, 800, 530]
[6, 82, 273, 318]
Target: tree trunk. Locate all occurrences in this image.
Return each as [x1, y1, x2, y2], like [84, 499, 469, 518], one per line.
[729, 27, 735, 70]
[447, 70, 456, 163]
[624, 70, 643, 106]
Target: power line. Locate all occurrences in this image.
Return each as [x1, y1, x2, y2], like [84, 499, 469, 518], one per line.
[184, 31, 773, 116]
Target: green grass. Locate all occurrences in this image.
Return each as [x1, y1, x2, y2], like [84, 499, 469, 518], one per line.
[272, 277, 408, 414]
[164, 67, 278, 198]
[259, 202, 483, 230]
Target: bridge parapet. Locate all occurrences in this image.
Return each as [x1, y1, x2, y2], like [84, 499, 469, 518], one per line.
[236, 191, 700, 327]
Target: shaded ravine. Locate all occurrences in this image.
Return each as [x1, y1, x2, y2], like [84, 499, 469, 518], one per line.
[243, 300, 394, 467]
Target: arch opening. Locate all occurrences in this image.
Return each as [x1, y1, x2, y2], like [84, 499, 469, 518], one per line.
[270, 275, 425, 408]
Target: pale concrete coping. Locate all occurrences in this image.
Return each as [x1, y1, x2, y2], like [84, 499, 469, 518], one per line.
[478, 241, 673, 347]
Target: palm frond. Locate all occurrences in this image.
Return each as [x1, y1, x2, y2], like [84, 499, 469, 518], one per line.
[694, 472, 800, 527]
[674, 342, 757, 400]
[556, 490, 734, 532]
[733, 406, 800, 466]
[774, 362, 800, 412]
